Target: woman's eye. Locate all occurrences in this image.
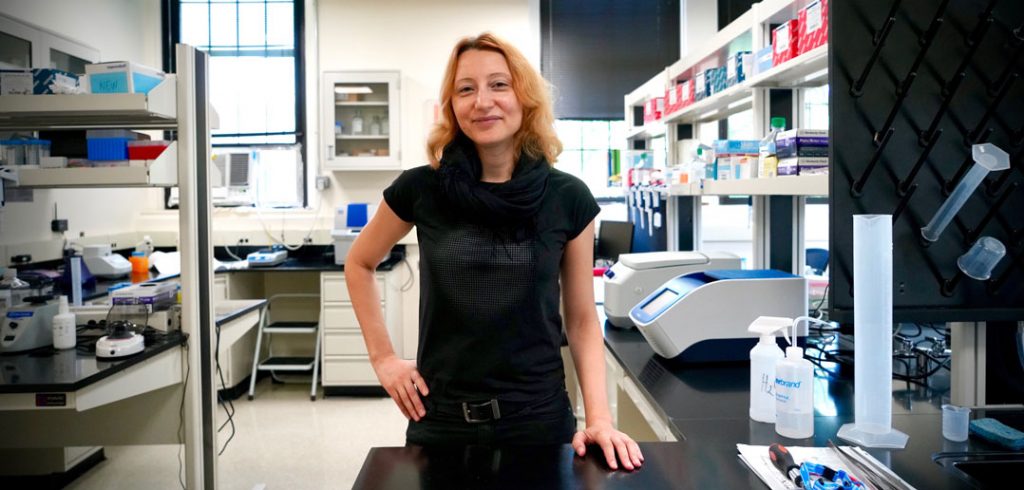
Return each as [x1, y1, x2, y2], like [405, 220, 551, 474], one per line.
[493, 81, 510, 89]
[457, 86, 473, 94]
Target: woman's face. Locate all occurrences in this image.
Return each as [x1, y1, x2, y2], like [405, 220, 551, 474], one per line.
[451, 49, 523, 151]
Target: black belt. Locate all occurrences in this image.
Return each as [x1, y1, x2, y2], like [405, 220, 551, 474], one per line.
[427, 390, 564, 424]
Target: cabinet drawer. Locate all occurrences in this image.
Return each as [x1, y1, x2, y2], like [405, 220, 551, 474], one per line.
[322, 303, 383, 330]
[322, 357, 378, 385]
[323, 331, 368, 356]
[321, 274, 386, 303]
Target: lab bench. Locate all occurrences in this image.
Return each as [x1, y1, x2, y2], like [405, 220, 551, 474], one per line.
[355, 320, 1004, 488]
[0, 299, 265, 483]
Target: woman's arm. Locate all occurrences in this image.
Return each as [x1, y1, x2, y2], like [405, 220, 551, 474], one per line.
[346, 201, 429, 421]
[562, 220, 644, 471]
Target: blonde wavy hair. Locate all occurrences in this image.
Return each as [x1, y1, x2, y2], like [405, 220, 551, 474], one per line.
[427, 32, 561, 168]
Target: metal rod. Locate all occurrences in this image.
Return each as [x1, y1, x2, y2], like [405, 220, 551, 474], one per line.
[920, 0, 951, 47]
[921, 72, 964, 145]
[967, 1, 998, 47]
[852, 127, 895, 195]
[988, 45, 1022, 96]
[851, 10, 899, 96]
[942, 270, 964, 296]
[968, 73, 1018, 144]
[875, 0, 904, 45]
[967, 182, 1019, 243]
[893, 184, 918, 224]
[902, 129, 942, 193]
[877, 72, 917, 141]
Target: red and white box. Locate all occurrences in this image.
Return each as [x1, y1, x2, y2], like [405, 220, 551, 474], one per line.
[679, 79, 694, 108]
[643, 98, 665, 123]
[772, 19, 800, 66]
[798, 0, 828, 55]
[665, 87, 678, 115]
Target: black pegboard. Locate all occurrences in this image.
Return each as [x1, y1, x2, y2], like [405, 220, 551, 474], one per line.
[830, 0, 1024, 323]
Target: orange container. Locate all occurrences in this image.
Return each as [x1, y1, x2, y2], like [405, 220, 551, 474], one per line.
[130, 251, 149, 274]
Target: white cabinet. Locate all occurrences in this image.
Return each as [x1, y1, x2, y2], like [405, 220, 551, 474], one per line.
[319, 271, 402, 387]
[322, 71, 401, 170]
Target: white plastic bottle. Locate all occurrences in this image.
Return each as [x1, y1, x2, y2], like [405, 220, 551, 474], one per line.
[775, 326, 814, 438]
[52, 295, 77, 350]
[748, 316, 790, 423]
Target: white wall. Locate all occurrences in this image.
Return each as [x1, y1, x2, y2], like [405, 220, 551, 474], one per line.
[133, 0, 536, 248]
[0, 0, 163, 263]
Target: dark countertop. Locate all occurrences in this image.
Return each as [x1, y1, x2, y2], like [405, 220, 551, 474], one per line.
[0, 330, 186, 394]
[75, 247, 406, 301]
[0, 298, 265, 395]
[602, 323, 1006, 489]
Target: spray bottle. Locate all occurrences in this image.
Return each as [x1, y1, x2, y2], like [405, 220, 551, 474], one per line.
[748, 316, 790, 423]
[775, 316, 828, 439]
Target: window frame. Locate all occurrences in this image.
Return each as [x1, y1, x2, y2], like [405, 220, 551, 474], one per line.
[161, 0, 307, 208]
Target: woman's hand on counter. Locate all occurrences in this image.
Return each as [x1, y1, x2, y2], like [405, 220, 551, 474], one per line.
[372, 354, 429, 422]
[572, 421, 644, 471]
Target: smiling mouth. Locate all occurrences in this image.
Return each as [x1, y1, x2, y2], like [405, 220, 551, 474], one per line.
[474, 116, 502, 123]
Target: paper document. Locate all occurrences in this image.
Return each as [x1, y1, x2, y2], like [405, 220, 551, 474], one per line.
[736, 444, 916, 490]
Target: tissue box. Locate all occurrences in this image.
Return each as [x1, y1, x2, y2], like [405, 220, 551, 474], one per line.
[727, 52, 754, 86]
[32, 68, 79, 94]
[798, 0, 829, 55]
[754, 46, 774, 75]
[85, 61, 165, 94]
[772, 20, 800, 66]
[778, 157, 829, 176]
[0, 70, 33, 95]
[694, 71, 707, 102]
[777, 129, 829, 158]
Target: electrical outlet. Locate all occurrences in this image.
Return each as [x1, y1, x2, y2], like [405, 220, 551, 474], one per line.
[315, 176, 331, 191]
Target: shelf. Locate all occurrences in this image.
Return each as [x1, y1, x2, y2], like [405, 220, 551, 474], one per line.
[667, 8, 756, 82]
[666, 183, 701, 195]
[12, 141, 178, 188]
[700, 174, 828, 196]
[0, 75, 177, 130]
[626, 122, 666, 140]
[748, 44, 828, 88]
[335, 101, 388, 106]
[336, 135, 390, 140]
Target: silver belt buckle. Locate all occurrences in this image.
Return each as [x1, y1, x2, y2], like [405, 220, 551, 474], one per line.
[462, 399, 501, 423]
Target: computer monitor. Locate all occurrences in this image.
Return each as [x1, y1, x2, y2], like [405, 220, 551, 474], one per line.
[596, 220, 633, 262]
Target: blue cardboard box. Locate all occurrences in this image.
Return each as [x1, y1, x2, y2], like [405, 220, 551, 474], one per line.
[727, 51, 753, 86]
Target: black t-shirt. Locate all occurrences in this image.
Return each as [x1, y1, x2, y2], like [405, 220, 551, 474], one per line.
[383, 164, 600, 402]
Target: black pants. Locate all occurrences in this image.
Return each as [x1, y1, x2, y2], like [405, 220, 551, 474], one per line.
[406, 390, 577, 446]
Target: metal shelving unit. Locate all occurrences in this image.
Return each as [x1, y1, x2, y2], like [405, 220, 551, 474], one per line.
[623, 0, 829, 274]
[0, 45, 217, 488]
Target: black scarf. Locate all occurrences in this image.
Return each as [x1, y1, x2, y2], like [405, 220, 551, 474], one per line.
[438, 134, 550, 232]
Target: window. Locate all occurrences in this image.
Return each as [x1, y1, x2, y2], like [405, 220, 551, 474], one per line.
[167, 0, 306, 207]
[554, 119, 626, 198]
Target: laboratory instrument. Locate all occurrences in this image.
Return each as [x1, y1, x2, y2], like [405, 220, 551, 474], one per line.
[627, 269, 807, 361]
[1, 299, 58, 353]
[52, 295, 76, 349]
[838, 215, 909, 448]
[332, 202, 375, 265]
[82, 244, 132, 278]
[604, 251, 742, 328]
[247, 247, 288, 267]
[748, 316, 789, 423]
[957, 236, 1005, 280]
[921, 143, 1010, 242]
[95, 320, 145, 359]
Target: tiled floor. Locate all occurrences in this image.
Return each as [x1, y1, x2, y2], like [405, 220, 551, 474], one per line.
[65, 381, 408, 490]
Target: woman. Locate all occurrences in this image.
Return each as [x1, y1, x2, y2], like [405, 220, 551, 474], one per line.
[345, 32, 643, 471]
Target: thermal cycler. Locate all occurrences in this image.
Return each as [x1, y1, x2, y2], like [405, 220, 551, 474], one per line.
[604, 251, 742, 328]
[628, 269, 807, 362]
